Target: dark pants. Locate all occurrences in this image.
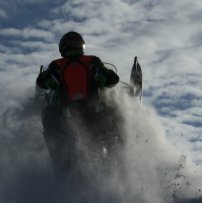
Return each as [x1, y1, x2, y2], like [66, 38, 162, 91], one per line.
[42, 105, 75, 176]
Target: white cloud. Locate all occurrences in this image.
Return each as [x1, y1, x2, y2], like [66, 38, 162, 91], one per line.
[37, 20, 53, 29]
[0, 28, 21, 36]
[4, 0, 62, 4]
[0, 44, 9, 53]
[22, 28, 55, 41]
[0, 8, 7, 18]
[0, 27, 55, 41]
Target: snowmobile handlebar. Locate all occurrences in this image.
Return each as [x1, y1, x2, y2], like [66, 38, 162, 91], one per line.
[103, 62, 117, 74]
[39, 65, 44, 74]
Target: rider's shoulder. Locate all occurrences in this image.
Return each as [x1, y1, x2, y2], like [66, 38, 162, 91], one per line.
[82, 55, 102, 64]
[49, 58, 67, 68]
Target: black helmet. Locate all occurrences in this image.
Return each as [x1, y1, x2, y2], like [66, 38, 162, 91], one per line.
[59, 31, 85, 56]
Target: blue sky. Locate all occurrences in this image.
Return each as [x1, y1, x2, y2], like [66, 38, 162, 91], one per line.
[0, 0, 202, 202]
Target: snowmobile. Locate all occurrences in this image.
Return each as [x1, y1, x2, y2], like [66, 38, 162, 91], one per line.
[36, 57, 143, 177]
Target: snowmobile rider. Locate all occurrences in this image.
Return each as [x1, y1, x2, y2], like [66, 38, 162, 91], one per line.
[36, 32, 120, 175]
[36, 31, 119, 111]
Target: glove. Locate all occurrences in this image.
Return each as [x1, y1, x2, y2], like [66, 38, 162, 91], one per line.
[105, 69, 119, 87]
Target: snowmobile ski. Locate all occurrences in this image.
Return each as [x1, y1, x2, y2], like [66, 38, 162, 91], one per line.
[130, 56, 143, 100]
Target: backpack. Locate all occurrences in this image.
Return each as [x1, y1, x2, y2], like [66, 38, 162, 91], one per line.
[54, 56, 95, 101]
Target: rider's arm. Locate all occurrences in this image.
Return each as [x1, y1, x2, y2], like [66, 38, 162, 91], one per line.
[90, 57, 119, 88]
[36, 62, 60, 89]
